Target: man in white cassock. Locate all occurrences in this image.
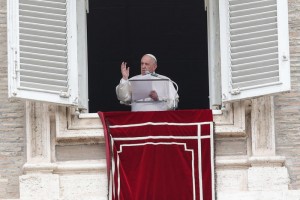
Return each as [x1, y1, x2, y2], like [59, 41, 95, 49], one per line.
[116, 54, 179, 111]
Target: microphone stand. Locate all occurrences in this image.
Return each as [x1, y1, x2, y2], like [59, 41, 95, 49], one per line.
[148, 72, 179, 110]
[170, 79, 179, 110]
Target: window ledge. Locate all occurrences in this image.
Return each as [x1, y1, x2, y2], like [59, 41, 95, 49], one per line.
[56, 102, 246, 141]
[79, 113, 99, 118]
[79, 110, 222, 118]
[23, 159, 107, 174]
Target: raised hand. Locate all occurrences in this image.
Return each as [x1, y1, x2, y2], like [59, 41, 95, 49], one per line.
[121, 62, 130, 80]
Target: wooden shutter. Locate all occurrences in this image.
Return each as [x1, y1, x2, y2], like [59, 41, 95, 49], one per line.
[219, 0, 290, 102]
[7, 0, 83, 107]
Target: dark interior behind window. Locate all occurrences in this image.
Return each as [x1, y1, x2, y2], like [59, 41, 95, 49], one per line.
[87, 0, 208, 112]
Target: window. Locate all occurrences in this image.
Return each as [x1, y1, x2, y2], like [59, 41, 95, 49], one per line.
[87, 0, 209, 112]
[7, 0, 291, 112]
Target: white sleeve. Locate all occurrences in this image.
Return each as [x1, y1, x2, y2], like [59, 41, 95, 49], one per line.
[116, 79, 132, 103]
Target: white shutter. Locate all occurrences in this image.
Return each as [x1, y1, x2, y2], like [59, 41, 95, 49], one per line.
[7, 0, 83, 107]
[219, 0, 290, 102]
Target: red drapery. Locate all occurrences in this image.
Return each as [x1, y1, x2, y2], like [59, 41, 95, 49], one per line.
[98, 109, 214, 200]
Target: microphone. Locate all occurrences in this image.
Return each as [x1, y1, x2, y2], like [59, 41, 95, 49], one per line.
[145, 71, 158, 77]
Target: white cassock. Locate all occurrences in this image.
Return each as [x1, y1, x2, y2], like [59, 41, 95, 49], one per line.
[116, 73, 179, 111]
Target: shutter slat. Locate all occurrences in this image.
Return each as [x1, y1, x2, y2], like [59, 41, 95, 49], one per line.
[20, 21, 66, 33]
[229, 0, 273, 6]
[20, 52, 67, 63]
[230, 5, 277, 18]
[232, 71, 279, 84]
[230, 17, 277, 30]
[20, 0, 66, 9]
[20, 10, 66, 21]
[20, 15, 66, 27]
[230, 1, 276, 12]
[230, 10, 276, 24]
[20, 46, 66, 57]
[232, 64, 278, 77]
[231, 35, 277, 48]
[231, 59, 278, 71]
[231, 41, 277, 53]
[20, 69, 67, 80]
[231, 53, 278, 66]
[20, 28, 66, 39]
[231, 28, 277, 41]
[19, 83, 68, 93]
[20, 57, 67, 68]
[20, 40, 66, 51]
[20, 4, 66, 15]
[20, 34, 66, 45]
[21, 75, 68, 87]
[232, 77, 279, 89]
[230, 22, 277, 35]
[20, 63, 67, 74]
[231, 46, 278, 60]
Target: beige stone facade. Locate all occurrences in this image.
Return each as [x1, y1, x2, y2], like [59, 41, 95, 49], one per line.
[275, 0, 300, 190]
[1, 0, 300, 199]
[0, 1, 25, 199]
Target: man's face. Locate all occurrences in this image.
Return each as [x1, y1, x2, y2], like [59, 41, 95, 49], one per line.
[140, 55, 157, 75]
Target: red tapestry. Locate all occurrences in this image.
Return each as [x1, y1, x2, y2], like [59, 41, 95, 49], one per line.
[98, 110, 215, 200]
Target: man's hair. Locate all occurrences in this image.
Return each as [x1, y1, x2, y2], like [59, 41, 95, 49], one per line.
[145, 54, 157, 64]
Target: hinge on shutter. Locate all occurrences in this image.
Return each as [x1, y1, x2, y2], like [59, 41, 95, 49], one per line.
[282, 53, 288, 61]
[59, 91, 70, 98]
[13, 51, 18, 79]
[230, 88, 241, 95]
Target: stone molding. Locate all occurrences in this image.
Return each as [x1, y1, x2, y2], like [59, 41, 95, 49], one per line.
[56, 107, 103, 142]
[22, 160, 106, 174]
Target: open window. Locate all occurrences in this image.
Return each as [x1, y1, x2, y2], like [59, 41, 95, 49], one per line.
[7, 0, 290, 112]
[86, 0, 209, 112]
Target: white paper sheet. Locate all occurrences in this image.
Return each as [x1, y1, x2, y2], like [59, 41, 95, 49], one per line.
[130, 74, 169, 102]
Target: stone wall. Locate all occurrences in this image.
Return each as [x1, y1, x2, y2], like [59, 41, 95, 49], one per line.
[275, 0, 300, 190]
[0, 0, 25, 198]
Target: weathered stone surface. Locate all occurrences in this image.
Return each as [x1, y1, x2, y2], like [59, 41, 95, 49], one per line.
[59, 174, 107, 200]
[19, 174, 59, 200]
[218, 191, 300, 200]
[0, 1, 25, 199]
[248, 167, 289, 191]
[274, 0, 300, 190]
